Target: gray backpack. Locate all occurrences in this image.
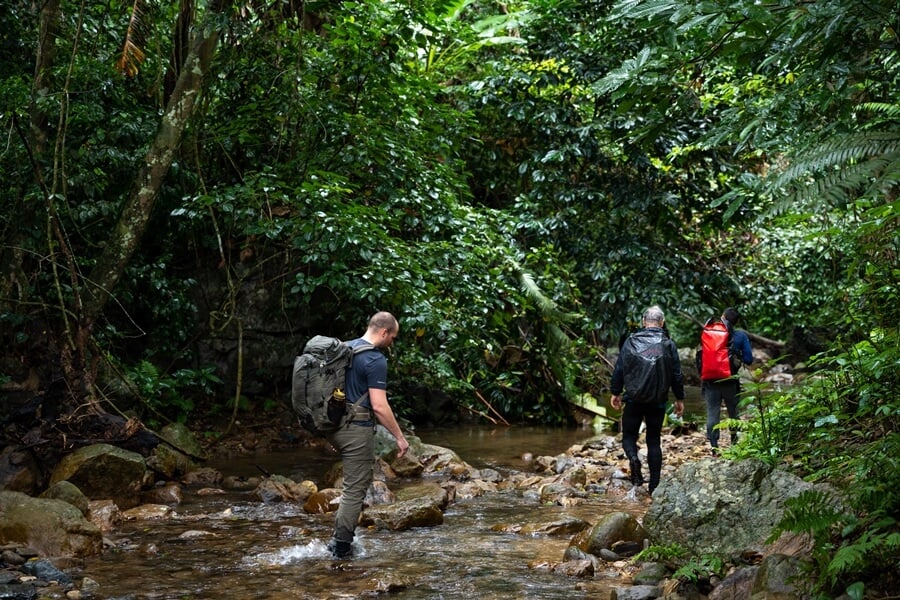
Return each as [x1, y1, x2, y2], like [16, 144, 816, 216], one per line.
[291, 336, 375, 436]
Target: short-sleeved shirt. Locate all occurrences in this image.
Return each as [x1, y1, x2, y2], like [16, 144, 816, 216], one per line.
[345, 338, 386, 409]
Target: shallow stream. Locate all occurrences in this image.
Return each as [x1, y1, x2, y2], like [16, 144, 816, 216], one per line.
[80, 392, 708, 599]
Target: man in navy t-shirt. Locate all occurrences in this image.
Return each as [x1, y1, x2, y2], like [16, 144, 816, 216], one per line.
[329, 312, 408, 559]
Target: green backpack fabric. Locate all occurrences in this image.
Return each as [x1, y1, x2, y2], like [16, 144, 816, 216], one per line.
[291, 336, 375, 436]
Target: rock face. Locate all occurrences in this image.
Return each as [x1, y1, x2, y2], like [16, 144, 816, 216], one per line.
[0, 491, 102, 557]
[49, 443, 148, 509]
[644, 458, 823, 557]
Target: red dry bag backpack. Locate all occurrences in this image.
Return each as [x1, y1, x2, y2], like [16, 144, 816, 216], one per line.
[698, 320, 734, 381]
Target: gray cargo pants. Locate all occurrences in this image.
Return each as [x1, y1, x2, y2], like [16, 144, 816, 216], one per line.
[330, 421, 375, 546]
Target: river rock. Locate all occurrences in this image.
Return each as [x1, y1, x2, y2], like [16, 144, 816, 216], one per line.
[0, 583, 38, 600]
[569, 511, 647, 557]
[303, 488, 341, 514]
[751, 553, 805, 598]
[0, 491, 102, 557]
[644, 458, 830, 557]
[146, 443, 197, 479]
[520, 517, 591, 537]
[182, 467, 223, 486]
[87, 499, 121, 533]
[40, 481, 89, 517]
[21, 558, 71, 584]
[708, 564, 757, 600]
[632, 561, 668, 585]
[453, 479, 498, 499]
[611, 584, 662, 600]
[254, 475, 316, 503]
[417, 444, 475, 477]
[157, 422, 209, 461]
[0, 446, 41, 495]
[141, 482, 183, 506]
[49, 444, 148, 509]
[366, 480, 395, 506]
[360, 483, 449, 530]
[122, 504, 174, 520]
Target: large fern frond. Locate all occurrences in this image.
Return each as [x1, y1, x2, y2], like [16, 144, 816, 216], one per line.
[768, 104, 900, 212]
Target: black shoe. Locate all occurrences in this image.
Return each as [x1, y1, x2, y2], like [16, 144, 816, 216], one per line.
[629, 458, 644, 486]
[328, 539, 353, 559]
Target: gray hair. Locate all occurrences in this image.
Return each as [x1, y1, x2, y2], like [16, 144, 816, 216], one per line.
[642, 305, 665, 325]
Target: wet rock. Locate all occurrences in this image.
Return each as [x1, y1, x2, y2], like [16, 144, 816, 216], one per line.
[570, 511, 647, 557]
[140, 482, 183, 506]
[303, 489, 341, 514]
[254, 475, 316, 504]
[453, 479, 497, 499]
[39, 481, 89, 517]
[221, 475, 260, 491]
[417, 444, 474, 477]
[387, 453, 424, 478]
[121, 504, 173, 520]
[0, 491, 102, 557]
[360, 483, 448, 530]
[86, 500, 121, 533]
[0, 583, 38, 599]
[553, 559, 594, 578]
[21, 558, 71, 585]
[2, 550, 26, 566]
[519, 517, 590, 537]
[598, 548, 619, 562]
[365, 480, 395, 506]
[539, 482, 583, 505]
[49, 444, 148, 510]
[181, 467, 223, 487]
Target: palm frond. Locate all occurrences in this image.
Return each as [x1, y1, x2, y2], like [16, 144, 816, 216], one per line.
[116, 0, 149, 78]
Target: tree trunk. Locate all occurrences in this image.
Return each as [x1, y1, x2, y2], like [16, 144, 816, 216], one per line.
[75, 1, 226, 401]
[83, 5, 224, 322]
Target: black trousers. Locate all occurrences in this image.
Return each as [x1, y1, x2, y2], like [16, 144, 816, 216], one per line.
[621, 401, 666, 490]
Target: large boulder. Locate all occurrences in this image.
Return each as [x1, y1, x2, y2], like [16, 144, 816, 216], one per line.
[49, 443, 149, 509]
[644, 458, 829, 557]
[0, 491, 102, 557]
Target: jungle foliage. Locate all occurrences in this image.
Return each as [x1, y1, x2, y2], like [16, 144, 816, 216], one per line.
[1, 0, 898, 594]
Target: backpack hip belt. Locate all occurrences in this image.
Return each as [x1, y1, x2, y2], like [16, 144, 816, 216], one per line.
[346, 401, 375, 424]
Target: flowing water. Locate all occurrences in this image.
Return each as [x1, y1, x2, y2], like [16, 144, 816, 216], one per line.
[80, 392, 708, 600]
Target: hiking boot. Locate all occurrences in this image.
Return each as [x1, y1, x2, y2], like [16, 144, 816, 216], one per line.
[328, 539, 353, 559]
[629, 458, 644, 486]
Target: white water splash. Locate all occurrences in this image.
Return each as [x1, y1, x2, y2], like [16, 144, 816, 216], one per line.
[249, 539, 367, 565]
